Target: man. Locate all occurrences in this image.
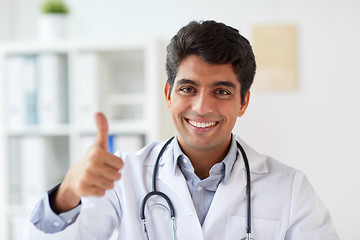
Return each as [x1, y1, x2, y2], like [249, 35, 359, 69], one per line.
[24, 20, 339, 239]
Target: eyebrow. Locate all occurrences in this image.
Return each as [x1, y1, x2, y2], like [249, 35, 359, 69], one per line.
[175, 79, 237, 89]
[175, 79, 197, 86]
[212, 81, 237, 89]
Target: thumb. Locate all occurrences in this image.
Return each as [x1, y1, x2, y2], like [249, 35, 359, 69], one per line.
[94, 112, 109, 150]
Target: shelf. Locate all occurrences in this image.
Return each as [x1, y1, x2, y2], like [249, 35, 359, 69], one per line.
[0, 40, 152, 55]
[76, 120, 149, 135]
[5, 125, 73, 136]
[0, 40, 171, 240]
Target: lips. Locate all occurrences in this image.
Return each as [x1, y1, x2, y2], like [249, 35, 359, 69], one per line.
[187, 119, 218, 128]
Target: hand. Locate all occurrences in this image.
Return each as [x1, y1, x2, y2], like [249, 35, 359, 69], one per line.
[52, 112, 124, 213]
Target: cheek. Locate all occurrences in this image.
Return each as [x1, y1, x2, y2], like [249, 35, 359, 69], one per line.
[222, 104, 242, 122]
[172, 94, 188, 107]
[169, 98, 185, 115]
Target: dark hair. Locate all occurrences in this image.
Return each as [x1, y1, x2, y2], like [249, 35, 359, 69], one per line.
[166, 20, 256, 103]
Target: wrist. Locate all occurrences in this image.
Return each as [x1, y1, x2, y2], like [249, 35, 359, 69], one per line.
[49, 183, 81, 214]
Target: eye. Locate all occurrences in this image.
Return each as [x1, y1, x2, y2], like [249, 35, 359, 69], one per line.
[214, 89, 231, 95]
[179, 86, 196, 94]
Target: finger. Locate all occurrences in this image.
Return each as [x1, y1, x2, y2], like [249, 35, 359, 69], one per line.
[89, 176, 115, 190]
[103, 153, 124, 170]
[80, 173, 115, 192]
[88, 163, 122, 181]
[94, 112, 109, 150]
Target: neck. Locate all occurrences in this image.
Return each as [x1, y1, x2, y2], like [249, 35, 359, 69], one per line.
[179, 138, 232, 180]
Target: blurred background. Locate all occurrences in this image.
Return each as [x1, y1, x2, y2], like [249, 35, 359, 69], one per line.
[0, 0, 359, 239]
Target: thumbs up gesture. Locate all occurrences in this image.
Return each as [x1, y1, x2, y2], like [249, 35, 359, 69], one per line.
[51, 112, 124, 213]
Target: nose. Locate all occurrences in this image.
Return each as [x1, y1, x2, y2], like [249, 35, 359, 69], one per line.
[192, 91, 213, 115]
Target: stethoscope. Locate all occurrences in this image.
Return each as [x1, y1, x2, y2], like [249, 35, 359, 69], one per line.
[140, 136, 252, 240]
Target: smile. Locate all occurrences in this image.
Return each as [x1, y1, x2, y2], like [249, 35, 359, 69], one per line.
[187, 119, 217, 128]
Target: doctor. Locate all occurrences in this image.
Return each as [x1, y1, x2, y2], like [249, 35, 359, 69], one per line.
[24, 20, 339, 239]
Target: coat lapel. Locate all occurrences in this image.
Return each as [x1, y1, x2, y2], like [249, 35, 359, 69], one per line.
[157, 147, 204, 239]
[202, 154, 247, 231]
[157, 147, 198, 217]
[202, 137, 270, 234]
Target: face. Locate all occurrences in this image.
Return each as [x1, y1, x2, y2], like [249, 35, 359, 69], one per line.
[165, 55, 250, 156]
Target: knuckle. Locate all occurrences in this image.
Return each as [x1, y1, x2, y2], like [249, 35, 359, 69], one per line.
[114, 172, 121, 180]
[96, 189, 106, 197]
[86, 161, 98, 171]
[82, 169, 92, 179]
[102, 180, 113, 189]
[78, 179, 89, 190]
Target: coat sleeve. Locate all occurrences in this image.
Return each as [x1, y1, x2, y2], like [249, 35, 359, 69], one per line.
[285, 171, 339, 240]
[22, 186, 122, 240]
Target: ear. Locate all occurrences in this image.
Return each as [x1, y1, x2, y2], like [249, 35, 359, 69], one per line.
[238, 90, 250, 117]
[164, 82, 171, 109]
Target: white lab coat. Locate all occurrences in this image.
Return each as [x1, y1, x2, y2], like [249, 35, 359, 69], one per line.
[23, 136, 339, 240]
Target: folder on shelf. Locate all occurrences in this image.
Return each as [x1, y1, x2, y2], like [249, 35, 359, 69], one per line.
[23, 55, 38, 125]
[20, 136, 69, 208]
[6, 55, 39, 127]
[37, 54, 68, 126]
[77, 53, 99, 126]
[20, 136, 46, 208]
[5, 56, 27, 127]
[8, 137, 22, 205]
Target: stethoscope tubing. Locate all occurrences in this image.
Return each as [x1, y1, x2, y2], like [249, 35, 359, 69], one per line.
[140, 136, 252, 239]
[140, 137, 175, 221]
[237, 141, 252, 236]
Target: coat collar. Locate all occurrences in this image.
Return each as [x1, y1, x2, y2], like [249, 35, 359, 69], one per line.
[235, 135, 269, 174]
[152, 135, 270, 231]
[145, 135, 270, 175]
[172, 135, 240, 184]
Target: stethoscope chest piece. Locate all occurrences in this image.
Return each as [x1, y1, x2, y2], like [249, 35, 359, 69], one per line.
[241, 233, 254, 240]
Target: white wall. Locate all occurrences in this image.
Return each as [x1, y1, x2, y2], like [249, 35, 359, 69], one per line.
[0, 0, 11, 40]
[0, 0, 42, 40]
[2, 0, 360, 238]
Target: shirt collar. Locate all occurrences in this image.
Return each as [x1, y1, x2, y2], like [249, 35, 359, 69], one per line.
[172, 135, 238, 183]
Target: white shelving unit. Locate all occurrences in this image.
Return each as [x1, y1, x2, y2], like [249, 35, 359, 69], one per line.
[0, 40, 174, 240]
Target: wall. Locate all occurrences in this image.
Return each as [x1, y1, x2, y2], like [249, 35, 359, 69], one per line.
[1, 0, 359, 238]
[0, 0, 11, 40]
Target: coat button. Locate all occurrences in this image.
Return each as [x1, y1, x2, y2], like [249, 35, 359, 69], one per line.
[53, 221, 60, 227]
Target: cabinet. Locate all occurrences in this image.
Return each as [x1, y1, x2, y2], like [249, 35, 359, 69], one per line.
[0, 40, 174, 240]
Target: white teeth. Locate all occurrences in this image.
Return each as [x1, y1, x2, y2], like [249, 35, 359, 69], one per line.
[188, 120, 216, 128]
